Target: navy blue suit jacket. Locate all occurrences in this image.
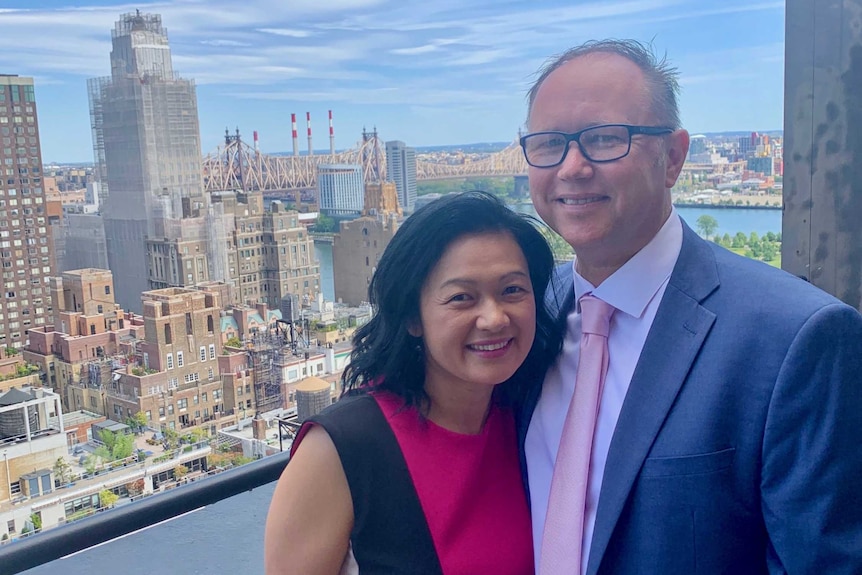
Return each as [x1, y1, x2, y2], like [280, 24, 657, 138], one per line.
[518, 223, 862, 574]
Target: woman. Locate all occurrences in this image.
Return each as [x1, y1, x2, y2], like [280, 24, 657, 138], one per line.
[264, 191, 560, 574]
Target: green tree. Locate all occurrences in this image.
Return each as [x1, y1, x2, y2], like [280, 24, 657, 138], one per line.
[695, 215, 719, 239]
[98, 489, 119, 509]
[29, 513, 42, 531]
[721, 233, 732, 247]
[732, 232, 747, 249]
[53, 457, 72, 484]
[98, 429, 135, 460]
[225, 336, 242, 349]
[761, 242, 778, 262]
[315, 214, 336, 233]
[174, 464, 189, 480]
[163, 428, 180, 450]
[93, 445, 111, 465]
[749, 231, 760, 245]
[83, 454, 100, 475]
[749, 241, 763, 259]
[127, 411, 148, 433]
[187, 427, 208, 444]
[113, 433, 135, 460]
[765, 231, 776, 242]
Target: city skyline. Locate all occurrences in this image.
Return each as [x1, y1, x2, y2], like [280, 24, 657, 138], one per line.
[1, 0, 784, 163]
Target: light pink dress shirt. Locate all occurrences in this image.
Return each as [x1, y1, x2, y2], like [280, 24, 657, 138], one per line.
[526, 211, 683, 574]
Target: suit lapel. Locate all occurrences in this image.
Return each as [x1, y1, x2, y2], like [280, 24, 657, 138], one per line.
[586, 225, 719, 575]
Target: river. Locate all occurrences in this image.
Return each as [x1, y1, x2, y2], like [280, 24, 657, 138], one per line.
[512, 203, 782, 238]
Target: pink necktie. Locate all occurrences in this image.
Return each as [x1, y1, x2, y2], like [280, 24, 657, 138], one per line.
[540, 294, 615, 575]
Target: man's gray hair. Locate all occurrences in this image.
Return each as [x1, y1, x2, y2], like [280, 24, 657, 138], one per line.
[526, 39, 682, 130]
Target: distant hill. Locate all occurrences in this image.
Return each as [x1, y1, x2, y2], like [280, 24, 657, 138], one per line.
[267, 141, 516, 156]
[414, 142, 514, 154]
[691, 130, 784, 138]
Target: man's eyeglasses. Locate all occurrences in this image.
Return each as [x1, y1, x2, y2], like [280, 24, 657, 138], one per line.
[519, 124, 674, 168]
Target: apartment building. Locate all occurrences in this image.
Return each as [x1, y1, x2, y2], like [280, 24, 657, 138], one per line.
[23, 269, 137, 411]
[0, 75, 53, 349]
[106, 287, 226, 434]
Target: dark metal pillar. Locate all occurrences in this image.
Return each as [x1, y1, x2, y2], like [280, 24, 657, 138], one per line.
[783, 0, 862, 310]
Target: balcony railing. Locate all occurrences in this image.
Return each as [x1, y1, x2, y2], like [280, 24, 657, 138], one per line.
[0, 451, 289, 575]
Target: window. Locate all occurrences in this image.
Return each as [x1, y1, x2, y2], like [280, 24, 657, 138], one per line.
[209, 344, 215, 359]
[105, 285, 110, 295]
[63, 495, 99, 518]
[200, 346, 206, 362]
[166, 353, 173, 370]
[177, 351, 184, 367]
[193, 394, 199, 405]
[202, 392, 208, 403]
[177, 398, 188, 410]
[145, 410, 152, 420]
[158, 406, 165, 418]
[164, 324, 172, 344]
[168, 404, 174, 415]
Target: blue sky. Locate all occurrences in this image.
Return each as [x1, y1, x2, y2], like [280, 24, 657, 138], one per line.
[0, 0, 785, 163]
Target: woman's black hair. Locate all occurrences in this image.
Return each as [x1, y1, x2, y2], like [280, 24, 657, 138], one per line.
[341, 190, 562, 409]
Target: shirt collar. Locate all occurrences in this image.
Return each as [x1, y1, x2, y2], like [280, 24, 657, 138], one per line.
[572, 208, 683, 319]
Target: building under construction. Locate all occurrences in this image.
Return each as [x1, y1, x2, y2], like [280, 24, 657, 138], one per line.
[88, 11, 206, 312]
[246, 330, 289, 415]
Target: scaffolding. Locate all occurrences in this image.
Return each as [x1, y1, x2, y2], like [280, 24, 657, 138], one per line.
[247, 330, 286, 414]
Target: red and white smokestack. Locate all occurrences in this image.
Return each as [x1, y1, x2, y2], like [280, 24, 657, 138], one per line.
[253, 130, 259, 153]
[329, 110, 335, 155]
[307, 112, 314, 156]
[291, 113, 299, 157]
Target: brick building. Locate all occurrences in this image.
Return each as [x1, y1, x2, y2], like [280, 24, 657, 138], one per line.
[23, 269, 138, 411]
[0, 75, 54, 349]
[105, 287, 227, 434]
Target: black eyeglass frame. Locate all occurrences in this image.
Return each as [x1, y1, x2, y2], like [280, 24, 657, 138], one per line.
[519, 124, 674, 168]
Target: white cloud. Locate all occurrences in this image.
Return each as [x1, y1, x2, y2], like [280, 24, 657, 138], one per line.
[1, 0, 786, 160]
[390, 44, 440, 56]
[200, 39, 253, 47]
[257, 28, 314, 38]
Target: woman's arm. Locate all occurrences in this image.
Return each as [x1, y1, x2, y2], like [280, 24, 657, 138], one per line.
[264, 425, 354, 575]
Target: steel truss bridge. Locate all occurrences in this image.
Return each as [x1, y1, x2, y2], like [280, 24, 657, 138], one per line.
[202, 129, 528, 193]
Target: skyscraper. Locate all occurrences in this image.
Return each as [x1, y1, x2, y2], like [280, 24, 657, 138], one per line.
[89, 12, 204, 312]
[0, 75, 53, 349]
[385, 140, 417, 213]
[318, 164, 365, 217]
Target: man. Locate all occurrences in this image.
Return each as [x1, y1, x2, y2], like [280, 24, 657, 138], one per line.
[518, 40, 862, 575]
